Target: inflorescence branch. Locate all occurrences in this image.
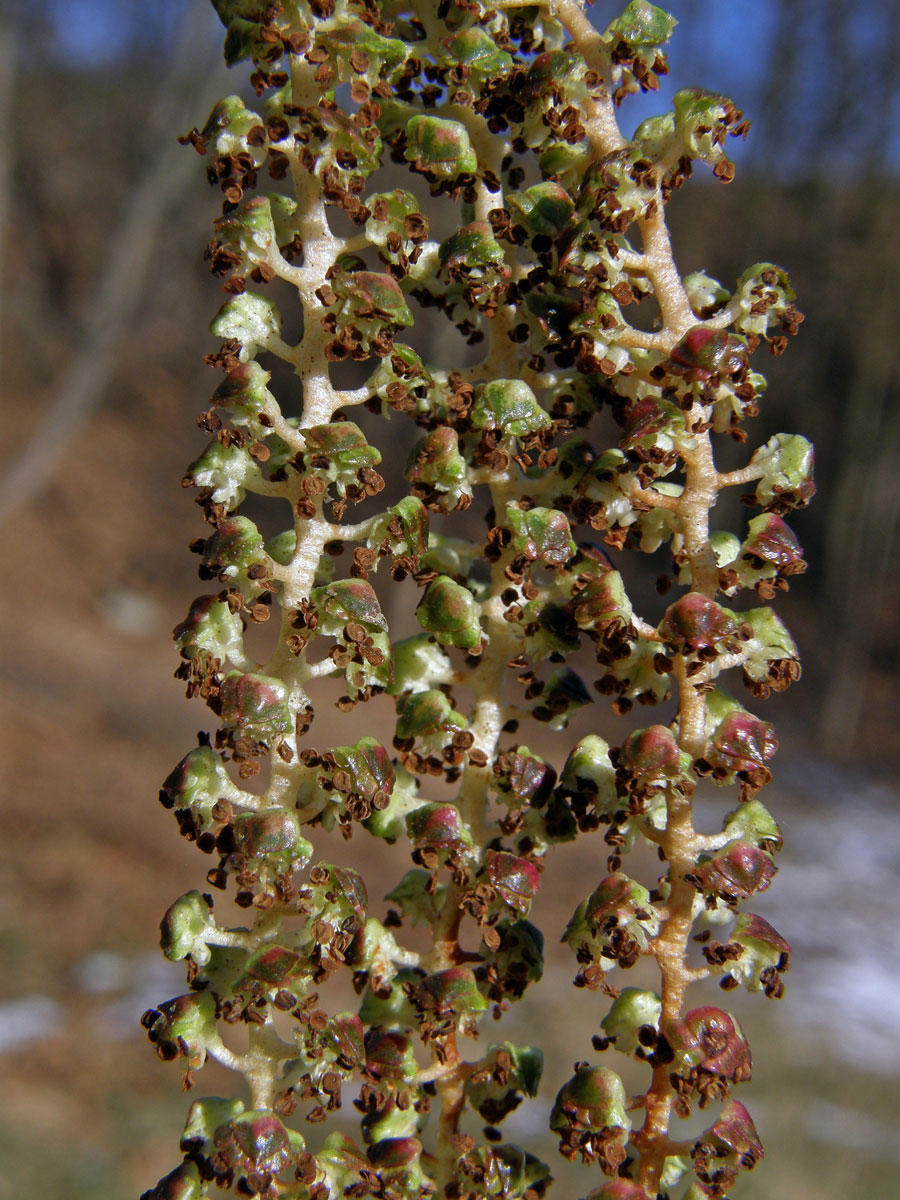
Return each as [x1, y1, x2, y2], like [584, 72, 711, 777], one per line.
[142, 4, 813, 1200]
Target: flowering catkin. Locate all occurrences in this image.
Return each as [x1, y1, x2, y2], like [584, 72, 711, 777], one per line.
[142, 4, 813, 1199]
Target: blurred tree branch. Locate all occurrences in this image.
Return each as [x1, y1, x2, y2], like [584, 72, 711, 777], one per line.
[0, 2, 226, 521]
[0, 4, 17, 400]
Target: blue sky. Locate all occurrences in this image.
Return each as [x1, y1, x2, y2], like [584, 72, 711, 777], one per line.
[38, 0, 900, 171]
[46, 0, 777, 81]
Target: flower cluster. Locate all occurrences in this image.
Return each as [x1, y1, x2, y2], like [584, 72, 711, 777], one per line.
[143, 3, 811, 1199]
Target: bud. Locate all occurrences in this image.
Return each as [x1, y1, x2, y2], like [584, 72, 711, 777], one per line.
[660, 1006, 752, 1090]
[550, 1065, 630, 1170]
[600, 987, 662, 1055]
[658, 592, 738, 653]
[160, 891, 213, 964]
[407, 426, 472, 511]
[218, 672, 291, 738]
[748, 432, 816, 512]
[564, 873, 660, 967]
[691, 840, 777, 902]
[140, 1161, 204, 1200]
[506, 504, 576, 566]
[471, 379, 552, 441]
[210, 291, 282, 359]
[416, 576, 483, 650]
[406, 802, 473, 853]
[405, 115, 478, 179]
[507, 181, 576, 237]
[466, 1042, 544, 1123]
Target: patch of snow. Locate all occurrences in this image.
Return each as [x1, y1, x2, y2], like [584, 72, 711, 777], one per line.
[73, 950, 129, 994]
[0, 995, 63, 1051]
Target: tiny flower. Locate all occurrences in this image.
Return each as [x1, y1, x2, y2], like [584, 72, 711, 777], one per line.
[160, 890, 213, 964]
[232, 808, 312, 872]
[558, 736, 618, 812]
[364, 1029, 418, 1082]
[210, 291, 282, 360]
[550, 1065, 630, 1171]
[690, 839, 777, 903]
[720, 912, 791, 996]
[212, 1109, 304, 1179]
[732, 262, 799, 339]
[311, 578, 389, 636]
[483, 850, 542, 918]
[439, 221, 509, 280]
[564, 873, 660, 969]
[140, 1161, 204, 1200]
[620, 396, 696, 460]
[413, 967, 489, 1020]
[440, 27, 513, 82]
[406, 426, 472, 511]
[571, 567, 634, 635]
[583, 1183, 649, 1200]
[470, 379, 552, 441]
[466, 1042, 544, 1124]
[316, 1132, 372, 1196]
[405, 802, 473, 852]
[367, 1137, 425, 1191]
[405, 114, 477, 179]
[174, 595, 244, 667]
[394, 689, 468, 751]
[142, 991, 217, 1068]
[600, 987, 662, 1056]
[506, 503, 576, 566]
[668, 327, 748, 383]
[705, 701, 777, 778]
[721, 796, 783, 852]
[748, 432, 816, 512]
[660, 1006, 752, 1092]
[218, 671, 292, 738]
[415, 575, 483, 650]
[615, 725, 693, 799]
[673, 88, 747, 166]
[658, 592, 738, 653]
[242, 944, 308, 992]
[692, 1098, 764, 1181]
[302, 421, 382, 494]
[507, 181, 576, 237]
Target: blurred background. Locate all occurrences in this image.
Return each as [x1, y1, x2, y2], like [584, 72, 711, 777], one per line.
[1, 0, 899, 1196]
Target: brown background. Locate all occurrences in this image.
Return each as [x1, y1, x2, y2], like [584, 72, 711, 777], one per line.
[1, 2, 899, 1197]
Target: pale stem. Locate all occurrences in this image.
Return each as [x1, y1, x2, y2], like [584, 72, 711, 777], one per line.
[225, 643, 261, 675]
[333, 383, 374, 409]
[262, 332, 306, 367]
[330, 514, 382, 542]
[427, 168, 527, 1190]
[700, 294, 747, 330]
[717, 462, 767, 488]
[543, 0, 626, 156]
[264, 401, 307, 452]
[205, 1031, 251, 1076]
[614, 326, 680, 352]
[552, 8, 725, 1194]
[294, 793, 334, 824]
[627, 481, 681, 511]
[250, 58, 351, 821]
[631, 616, 665, 643]
[203, 927, 259, 951]
[244, 1018, 290, 1110]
